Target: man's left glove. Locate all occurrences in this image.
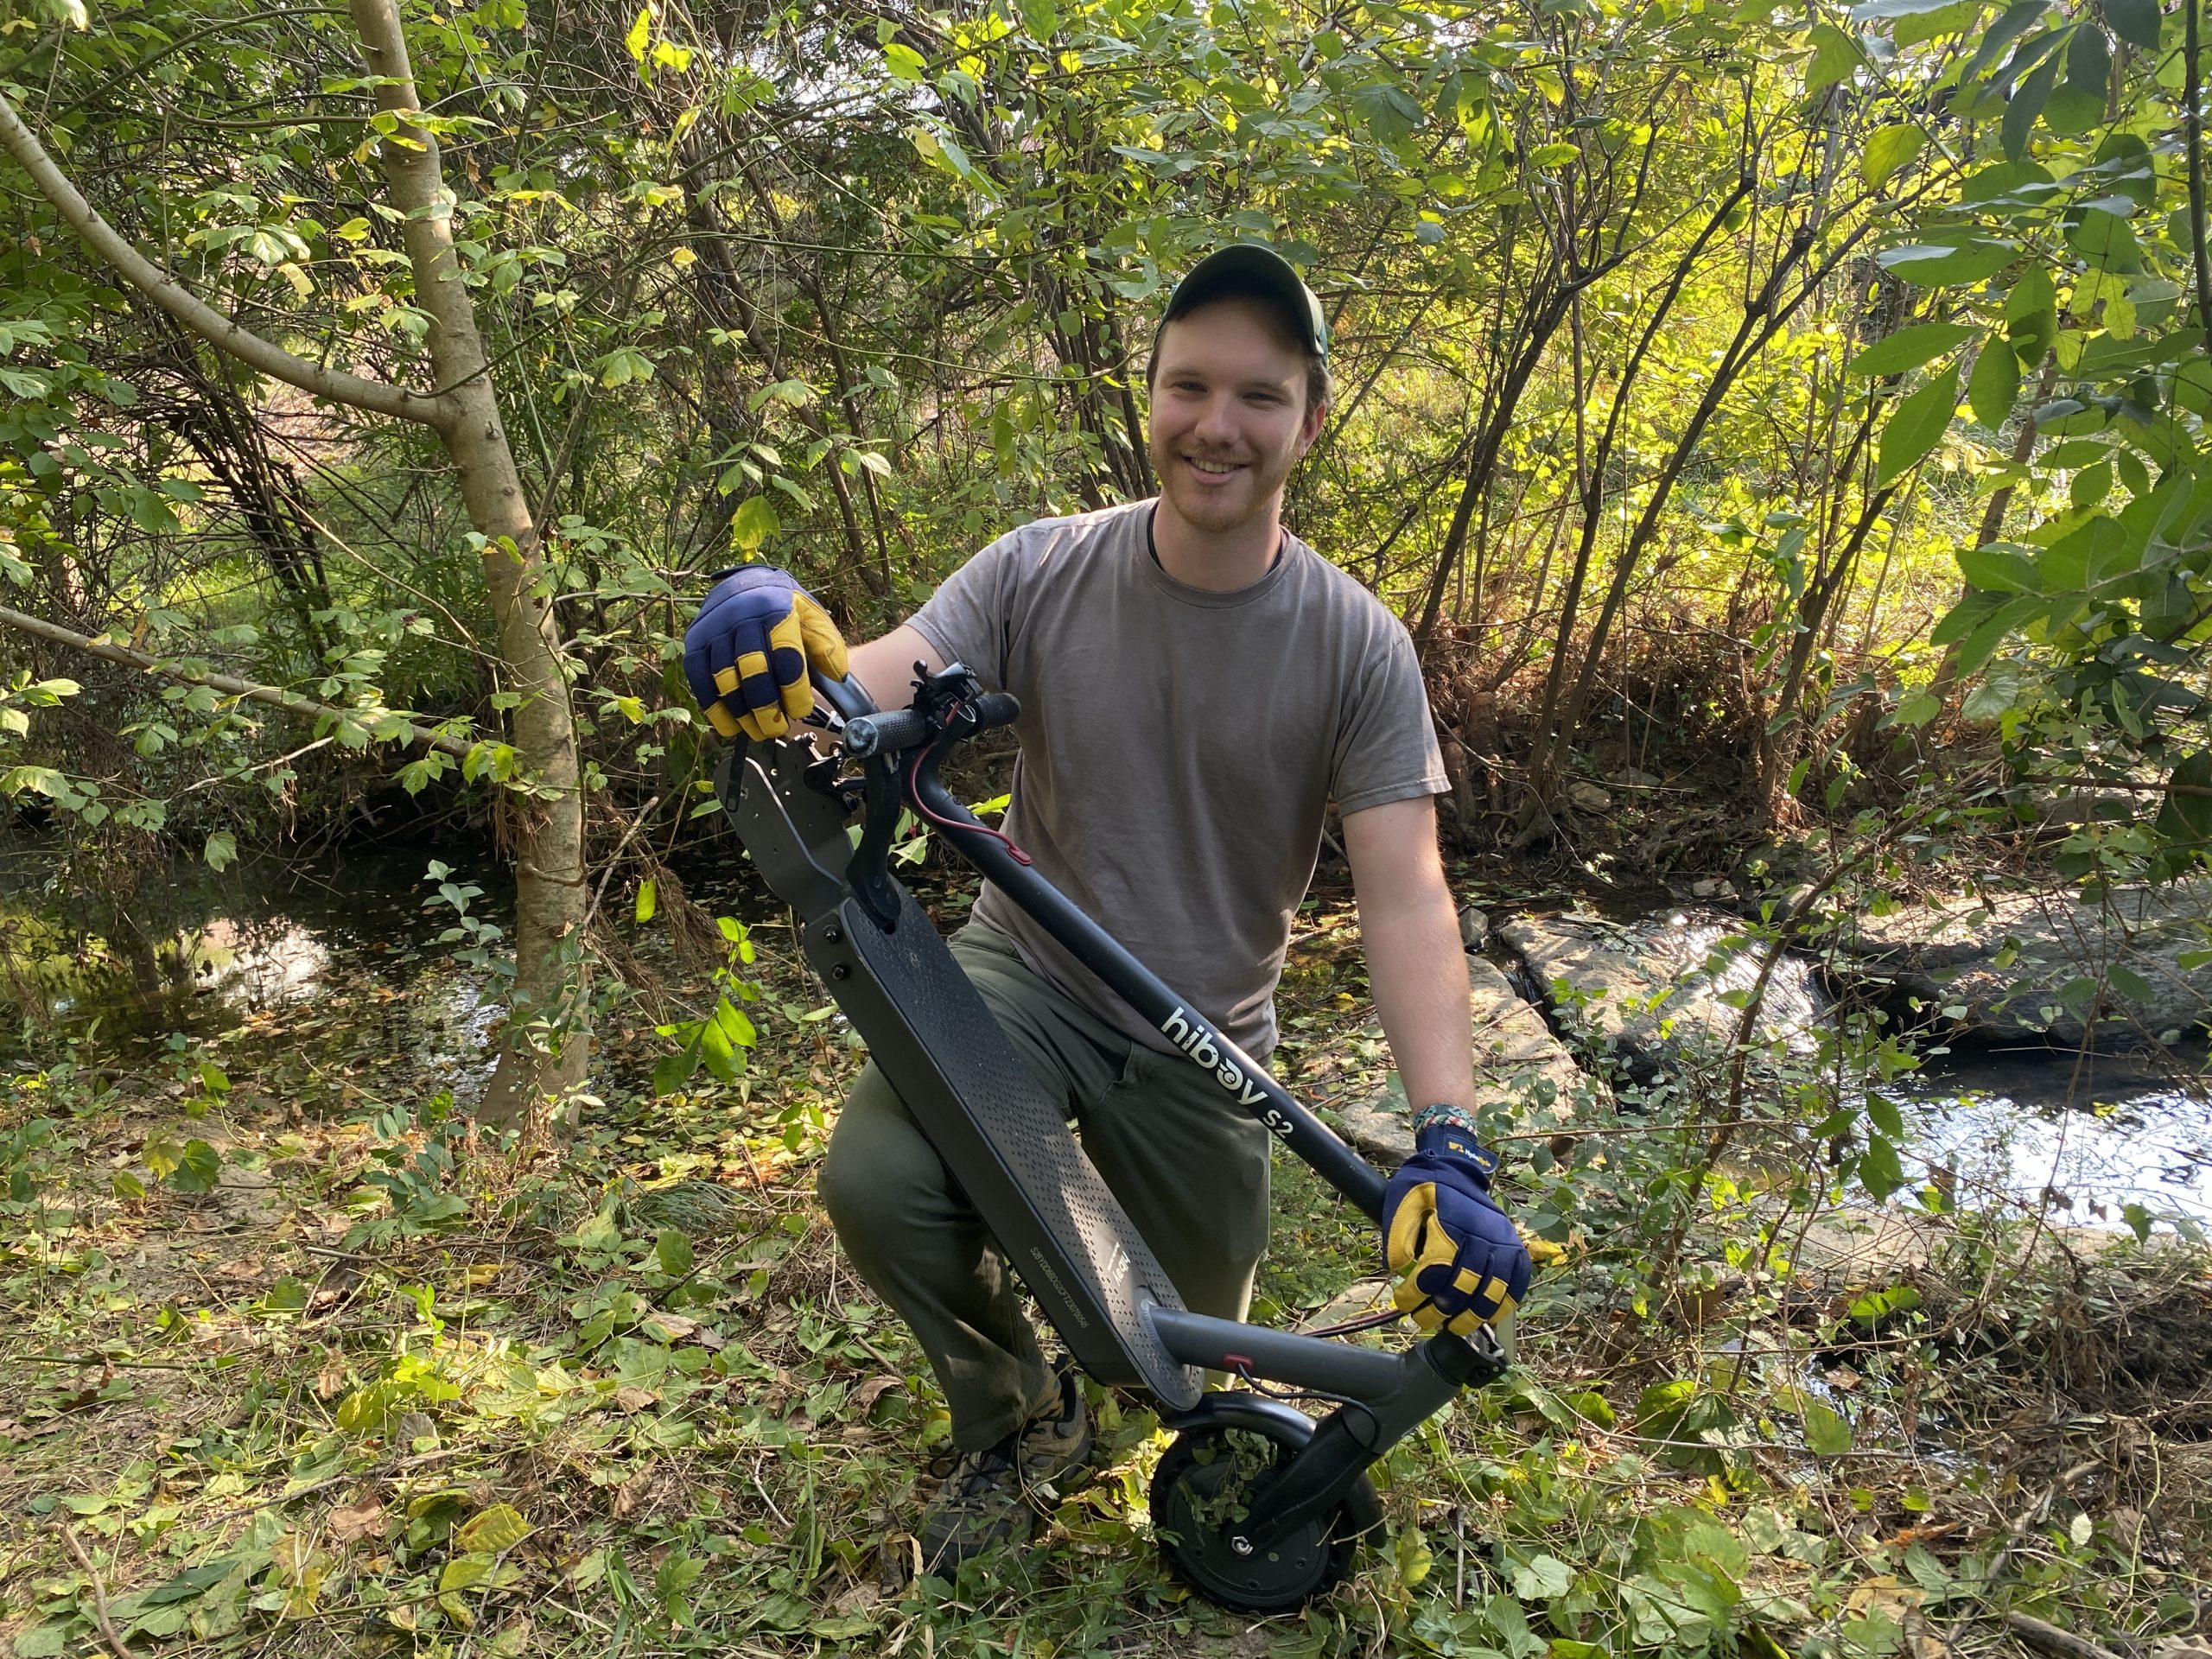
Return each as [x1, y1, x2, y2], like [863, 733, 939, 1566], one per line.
[1382, 1116, 1532, 1338]
[683, 566, 849, 741]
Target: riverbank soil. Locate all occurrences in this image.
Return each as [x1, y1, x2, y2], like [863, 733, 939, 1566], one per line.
[2, 875, 2208, 1658]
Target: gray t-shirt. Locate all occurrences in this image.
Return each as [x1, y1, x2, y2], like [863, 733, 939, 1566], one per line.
[908, 499, 1446, 1058]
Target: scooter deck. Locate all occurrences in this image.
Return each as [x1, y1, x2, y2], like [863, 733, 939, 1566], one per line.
[806, 893, 1203, 1407]
[723, 741, 1201, 1408]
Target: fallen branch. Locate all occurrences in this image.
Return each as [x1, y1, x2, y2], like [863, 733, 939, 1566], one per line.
[2002, 1611, 2126, 1659]
[0, 603, 477, 760]
[59, 1527, 137, 1659]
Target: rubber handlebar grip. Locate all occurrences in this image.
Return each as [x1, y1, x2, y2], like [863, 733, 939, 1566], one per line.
[971, 692, 1021, 730]
[842, 709, 932, 758]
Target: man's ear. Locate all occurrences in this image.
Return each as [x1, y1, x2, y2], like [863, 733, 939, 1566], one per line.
[1296, 399, 1328, 459]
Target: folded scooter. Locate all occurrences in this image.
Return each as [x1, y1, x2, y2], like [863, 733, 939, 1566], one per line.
[716, 661, 1507, 1611]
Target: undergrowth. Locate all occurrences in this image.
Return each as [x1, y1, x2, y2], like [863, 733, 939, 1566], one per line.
[0, 874, 2206, 1658]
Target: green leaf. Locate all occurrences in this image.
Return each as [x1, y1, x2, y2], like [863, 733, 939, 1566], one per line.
[1969, 339, 2023, 428]
[1878, 238, 2020, 286]
[624, 5, 651, 63]
[1877, 363, 1961, 486]
[1964, 2, 2050, 83]
[656, 1228, 695, 1275]
[729, 495, 779, 552]
[2156, 752, 2212, 841]
[1859, 1133, 1907, 1199]
[2107, 963, 2155, 1002]
[1806, 22, 1864, 95]
[2105, 0, 2159, 50]
[1897, 0, 1985, 45]
[635, 878, 657, 924]
[2068, 23, 2112, 100]
[1847, 322, 1976, 377]
[1802, 1400, 1856, 1455]
[454, 1504, 531, 1554]
[883, 41, 925, 80]
[1862, 124, 1928, 190]
[2001, 48, 2063, 162]
[1958, 543, 2039, 592]
[2069, 208, 2143, 273]
[1511, 1553, 1574, 1599]
[1956, 594, 2045, 675]
[204, 830, 238, 872]
[1850, 0, 1975, 16]
[172, 1139, 222, 1194]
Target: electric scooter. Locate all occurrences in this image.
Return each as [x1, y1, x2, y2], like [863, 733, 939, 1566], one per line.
[716, 661, 1508, 1611]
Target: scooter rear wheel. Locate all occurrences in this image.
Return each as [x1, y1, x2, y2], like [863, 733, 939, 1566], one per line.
[1149, 1420, 1363, 1611]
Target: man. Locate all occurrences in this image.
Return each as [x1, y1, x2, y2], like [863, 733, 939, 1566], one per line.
[685, 246, 1530, 1569]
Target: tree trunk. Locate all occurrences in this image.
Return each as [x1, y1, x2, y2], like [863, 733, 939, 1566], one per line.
[350, 0, 589, 1128]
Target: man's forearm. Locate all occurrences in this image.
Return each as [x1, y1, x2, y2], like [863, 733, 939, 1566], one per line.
[1359, 883, 1475, 1116]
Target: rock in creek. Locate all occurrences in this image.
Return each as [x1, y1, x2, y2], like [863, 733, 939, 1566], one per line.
[1337, 957, 1595, 1165]
[1836, 880, 2212, 1047]
[1499, 910, 1827, 1077]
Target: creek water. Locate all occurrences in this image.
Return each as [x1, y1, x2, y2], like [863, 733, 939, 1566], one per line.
[5, 844, 2207, 1228]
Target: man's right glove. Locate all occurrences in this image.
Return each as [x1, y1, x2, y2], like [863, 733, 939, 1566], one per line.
[683, 566, 849, 741]
[1382, 1114, 1533, 1338]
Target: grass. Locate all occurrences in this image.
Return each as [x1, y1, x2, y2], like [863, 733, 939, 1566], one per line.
[1, 873, 2206, 1657]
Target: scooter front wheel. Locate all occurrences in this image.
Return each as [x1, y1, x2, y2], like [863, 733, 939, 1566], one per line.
[1148, 1420, 1366, 1611]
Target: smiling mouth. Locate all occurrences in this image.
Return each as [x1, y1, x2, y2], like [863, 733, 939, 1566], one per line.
[1185, 456, 1244, 477]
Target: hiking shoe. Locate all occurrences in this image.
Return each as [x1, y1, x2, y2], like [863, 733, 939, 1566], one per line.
[1015, 1366, 1091, 1486]
[918, 1370, 1092, 1571]
[919, 1439, 1032, 1568]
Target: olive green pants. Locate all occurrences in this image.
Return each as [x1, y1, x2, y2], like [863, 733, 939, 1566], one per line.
[817, 921, 1273, 1452]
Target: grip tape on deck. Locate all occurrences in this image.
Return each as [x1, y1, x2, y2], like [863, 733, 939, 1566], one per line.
[809, 893, 1203, 1408]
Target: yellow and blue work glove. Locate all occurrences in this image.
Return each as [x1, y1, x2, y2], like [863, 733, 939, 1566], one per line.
[1382, 1106, 1532, 1338]
[683, 566, 849, 741]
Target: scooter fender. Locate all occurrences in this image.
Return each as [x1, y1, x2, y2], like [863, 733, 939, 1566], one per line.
[1159, 1393, 1384, 1541]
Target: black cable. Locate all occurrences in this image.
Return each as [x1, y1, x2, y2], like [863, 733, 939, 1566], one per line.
[1224, 1362, 1384, 1446]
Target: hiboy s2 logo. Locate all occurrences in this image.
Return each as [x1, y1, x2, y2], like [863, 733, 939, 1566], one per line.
[1159, 1005, 1295, 1139]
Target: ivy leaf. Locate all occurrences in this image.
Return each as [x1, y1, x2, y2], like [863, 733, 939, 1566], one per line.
[204, 830, 238, 872]
[1876, 362, 1961, 486]
[1846, 321, 1976, 376]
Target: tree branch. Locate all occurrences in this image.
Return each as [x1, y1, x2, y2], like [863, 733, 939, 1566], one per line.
[0, 602, 476, 759]
[0, 88, 446, 429]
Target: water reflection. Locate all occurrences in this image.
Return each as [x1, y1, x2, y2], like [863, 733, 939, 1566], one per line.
[0, 842, 508, 1058]
[1899, 1044, 2212, 1226]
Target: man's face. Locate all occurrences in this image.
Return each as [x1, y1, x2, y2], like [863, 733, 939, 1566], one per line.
[1147, 298, 1326, 539]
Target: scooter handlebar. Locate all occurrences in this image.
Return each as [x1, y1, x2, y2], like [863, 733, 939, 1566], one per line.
[837, 685, 1021, 760]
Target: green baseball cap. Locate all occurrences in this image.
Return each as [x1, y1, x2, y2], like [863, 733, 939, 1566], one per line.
[1158, 244, 1328, 363]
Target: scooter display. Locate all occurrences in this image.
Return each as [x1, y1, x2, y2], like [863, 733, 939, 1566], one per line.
[716, 660, 1508, 1611]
